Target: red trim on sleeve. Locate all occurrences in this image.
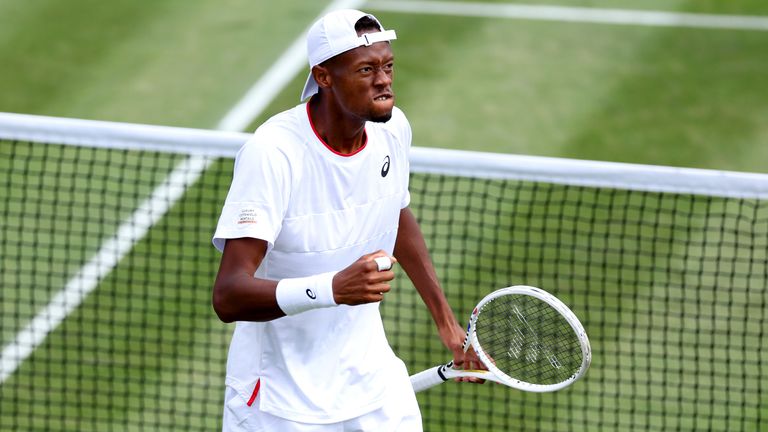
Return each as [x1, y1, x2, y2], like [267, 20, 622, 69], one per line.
[246, 379, 261, 407]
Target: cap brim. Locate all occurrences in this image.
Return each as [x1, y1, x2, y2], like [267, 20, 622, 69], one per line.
[300, 71, 318, 101]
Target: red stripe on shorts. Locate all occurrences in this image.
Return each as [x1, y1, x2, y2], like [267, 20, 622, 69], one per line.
[247, 379, 261, 407]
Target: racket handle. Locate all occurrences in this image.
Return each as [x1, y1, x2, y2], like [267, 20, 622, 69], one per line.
[410, 365, 449, 393]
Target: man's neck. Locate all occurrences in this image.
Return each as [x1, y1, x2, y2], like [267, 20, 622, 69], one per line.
[308, 95, 367, 155]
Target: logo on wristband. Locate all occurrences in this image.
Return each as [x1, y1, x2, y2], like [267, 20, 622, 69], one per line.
[306, 289, 317, 300]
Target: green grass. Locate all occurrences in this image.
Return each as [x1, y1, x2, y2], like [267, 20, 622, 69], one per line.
[385, 3, 768, 173]
[450, 0, 768, 15]
[1, 0, 768, 431]
[250, 1, 768, 173]
[0, 0, 326, 126]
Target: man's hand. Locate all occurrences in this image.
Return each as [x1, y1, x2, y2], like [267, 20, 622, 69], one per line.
[439, 323, 486, 383]
[332, 251, 398, 305]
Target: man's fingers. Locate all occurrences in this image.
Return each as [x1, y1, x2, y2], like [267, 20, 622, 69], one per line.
[453, 351, 487, 384]
[452, 356, 464, 368]
[460, 377, 486, 384]
[366, 251, 397, 271]
[367, 282, 391, 296]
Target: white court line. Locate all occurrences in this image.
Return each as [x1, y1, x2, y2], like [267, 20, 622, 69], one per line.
[366, 0, 768, 31]
[0, 0, 364, 384]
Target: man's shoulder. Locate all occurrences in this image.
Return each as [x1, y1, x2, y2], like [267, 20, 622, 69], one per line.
[244, 104, 308, 154]
[387, 106, 408, 126]
[256, 104, 306, 140]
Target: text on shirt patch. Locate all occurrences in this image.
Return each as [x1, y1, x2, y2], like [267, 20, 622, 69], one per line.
[237, 208, 259, 224]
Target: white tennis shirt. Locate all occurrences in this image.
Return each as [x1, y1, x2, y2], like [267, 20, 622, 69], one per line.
[213, 102, 412, 424]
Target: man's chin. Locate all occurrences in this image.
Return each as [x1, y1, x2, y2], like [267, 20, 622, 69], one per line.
[369, 98, 394, 123]
[370, 113, 393, 123]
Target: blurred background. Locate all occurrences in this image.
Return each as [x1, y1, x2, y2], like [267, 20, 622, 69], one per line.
[2, 0, 767, 171]
[1, 1, 767, 431]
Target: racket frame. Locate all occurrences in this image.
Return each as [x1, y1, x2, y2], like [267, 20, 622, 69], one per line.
[410, 285, 591, 393]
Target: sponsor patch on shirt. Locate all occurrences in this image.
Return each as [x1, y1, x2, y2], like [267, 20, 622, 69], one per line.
[237, 207, 260, 225]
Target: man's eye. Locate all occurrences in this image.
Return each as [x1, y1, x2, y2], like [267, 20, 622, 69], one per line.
[360, 67, 373, 73]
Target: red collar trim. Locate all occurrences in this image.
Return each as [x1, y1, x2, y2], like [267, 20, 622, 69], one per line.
[306, 101, 367, 157]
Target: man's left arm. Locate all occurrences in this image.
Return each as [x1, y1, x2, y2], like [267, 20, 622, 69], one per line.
[393, 207, 480, 372]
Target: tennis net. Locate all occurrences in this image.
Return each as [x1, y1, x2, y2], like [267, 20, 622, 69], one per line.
[1, 112, 766, 431]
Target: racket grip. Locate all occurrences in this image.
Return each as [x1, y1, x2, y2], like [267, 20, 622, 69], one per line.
[410, 365, 449, 393]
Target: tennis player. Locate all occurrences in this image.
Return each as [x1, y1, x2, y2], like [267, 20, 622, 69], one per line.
[212, 9, 477, 431]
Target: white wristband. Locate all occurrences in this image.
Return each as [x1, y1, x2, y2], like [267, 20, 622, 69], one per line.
[275, 271, 337, 316]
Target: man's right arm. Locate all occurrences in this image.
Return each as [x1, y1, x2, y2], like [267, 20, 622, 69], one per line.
[212, 237, 283, 322]
[212, 237, 398, 323]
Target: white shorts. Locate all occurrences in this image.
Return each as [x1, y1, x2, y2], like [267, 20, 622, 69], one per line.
[221, 366, 422, 432]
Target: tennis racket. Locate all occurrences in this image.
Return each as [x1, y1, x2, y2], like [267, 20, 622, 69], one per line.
[411, 285, 591, 393]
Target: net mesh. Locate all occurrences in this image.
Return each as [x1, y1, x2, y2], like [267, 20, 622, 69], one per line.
[474, 293, 584, 386]
[1, 116, 767, 431]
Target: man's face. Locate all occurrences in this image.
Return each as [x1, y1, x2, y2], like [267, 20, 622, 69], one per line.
[323, 37, 395, 123]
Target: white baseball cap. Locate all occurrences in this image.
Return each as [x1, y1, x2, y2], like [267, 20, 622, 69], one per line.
[300, 9, 397, 101]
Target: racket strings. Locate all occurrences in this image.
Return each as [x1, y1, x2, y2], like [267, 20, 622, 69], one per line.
[475, 295, 583, 385]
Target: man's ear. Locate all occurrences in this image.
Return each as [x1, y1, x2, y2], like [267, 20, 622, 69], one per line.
[312, 64, 332, 90]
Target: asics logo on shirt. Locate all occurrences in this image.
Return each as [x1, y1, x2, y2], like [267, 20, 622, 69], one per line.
[381, 156, 390, 177]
